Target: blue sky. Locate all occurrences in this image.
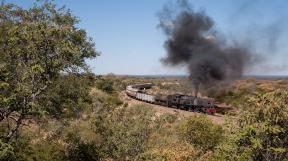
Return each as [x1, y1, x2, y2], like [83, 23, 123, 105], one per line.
[7, 0, 288, 75]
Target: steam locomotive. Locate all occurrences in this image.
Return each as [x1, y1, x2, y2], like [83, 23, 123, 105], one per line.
[126, 83, 216, 115]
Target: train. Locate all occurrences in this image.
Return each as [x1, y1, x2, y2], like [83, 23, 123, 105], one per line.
[126, 83, 216, 115]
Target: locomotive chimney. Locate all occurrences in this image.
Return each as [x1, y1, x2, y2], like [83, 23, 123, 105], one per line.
[193, 80, 199, 98]
[194, 88, 198, 98]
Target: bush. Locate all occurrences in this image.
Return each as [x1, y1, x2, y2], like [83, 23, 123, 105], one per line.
[23, 141, 66, 161]
[213, 89, 288, 161]
[90, 88, 123, 107]
[158, 113, 178, 124]
[92, 105, 155, 160]
[0, 139, 14, 161]
[6, 133, 67, 161]
[177, 115, 224, 151]
[140, 140, 198, 161]
[96, 79, 114, 94]
[141, 114, 200, 161]
[66, 133, 100, 161]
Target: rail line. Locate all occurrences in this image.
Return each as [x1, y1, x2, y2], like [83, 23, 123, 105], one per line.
[125, 83, 217, 115]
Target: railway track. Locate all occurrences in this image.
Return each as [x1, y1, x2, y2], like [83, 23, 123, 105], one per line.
[124, 83, 227, 124]
[121, 91, 225, 125]
[126, 83, 216, 114]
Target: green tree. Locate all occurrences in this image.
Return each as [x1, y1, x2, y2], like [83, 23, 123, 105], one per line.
[41, 73, 95, 118]
[213, 89, 288, 161]
[0, 1, 99, 141]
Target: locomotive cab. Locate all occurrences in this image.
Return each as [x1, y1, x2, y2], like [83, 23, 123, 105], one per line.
[203, 102, 216, 115]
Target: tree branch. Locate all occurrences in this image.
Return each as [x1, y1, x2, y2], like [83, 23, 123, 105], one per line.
[30, 79, 52, 101]
[5, 113, 24, 142]
[0, 108, 13, 122]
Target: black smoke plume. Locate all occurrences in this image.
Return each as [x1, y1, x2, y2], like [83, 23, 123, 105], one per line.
[158, 0, 254, 96]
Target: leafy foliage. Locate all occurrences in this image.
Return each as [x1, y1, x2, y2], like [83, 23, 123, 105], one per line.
[141, 114, 199, 161]
[157, 113, 178, 124]
[92, 105, 155, 160]
[0, 139, 14, 161]
[1, 1, 288, 161]
[178, 115, 224, 151]
[65, 132, 100, 161]
[3, 132, 67, 161]
[95, 78, 114, 94]
[90, 87, 123, 107]
[19, 141, 66, 161]
[213, 89, 288, 161]
[141, 140, 198, 161]
[41, 73, 95, 118]
[0, 0, 98, 141]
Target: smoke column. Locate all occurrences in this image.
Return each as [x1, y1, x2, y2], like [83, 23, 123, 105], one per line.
[158, 0, 255, 96]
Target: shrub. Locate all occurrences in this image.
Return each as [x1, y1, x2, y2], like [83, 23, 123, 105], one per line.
[177, 115, 224, 151]
[213, 89, 288, 161]
[158, 113, 178, 124]
[66, 133, 100, 161]
[23, 141, 66, 161]
[96, 79, 114, 94]
[141, 140, 198, 161]
[7, 133, 67, 161]
[92, 105, 155, 160]
[90, 88, 123, 107]
[0, 139, 15, 161]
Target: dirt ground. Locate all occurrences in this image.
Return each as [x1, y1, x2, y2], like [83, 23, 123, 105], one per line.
[119, 91, 225, 125]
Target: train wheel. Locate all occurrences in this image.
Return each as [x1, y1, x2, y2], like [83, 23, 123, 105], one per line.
[194, 108, 200, 113]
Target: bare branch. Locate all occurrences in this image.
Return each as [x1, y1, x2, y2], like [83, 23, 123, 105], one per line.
[30, 80, 51, 101]
[6, 113, 24, 142]
[0, 108, 13, 122]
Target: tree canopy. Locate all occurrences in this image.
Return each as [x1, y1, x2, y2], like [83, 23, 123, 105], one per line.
[0, 1, 99, 141]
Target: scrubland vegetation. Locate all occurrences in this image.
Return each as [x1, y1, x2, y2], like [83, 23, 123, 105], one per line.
[1, 1, 287, 161]
[2, 75, 287, 161]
